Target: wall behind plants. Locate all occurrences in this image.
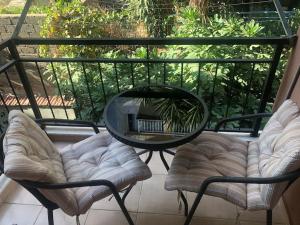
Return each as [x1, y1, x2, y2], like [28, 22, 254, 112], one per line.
[0, 14, 45, 55]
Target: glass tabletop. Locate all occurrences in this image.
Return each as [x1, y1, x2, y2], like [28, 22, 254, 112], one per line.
[104, 86, 209, 150]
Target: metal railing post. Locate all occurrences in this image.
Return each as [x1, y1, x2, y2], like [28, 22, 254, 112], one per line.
[8, 40, 42, 119]
[251, 44, 284, 137]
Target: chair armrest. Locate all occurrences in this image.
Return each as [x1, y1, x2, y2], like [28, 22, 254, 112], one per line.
[19, 179, 116, 190]
[35, 119, 99, 134]
[199, 169, 300, 194]
[214, 113, 273, 132]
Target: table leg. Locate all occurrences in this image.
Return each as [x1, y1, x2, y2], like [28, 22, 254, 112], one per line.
[163, 148, 176, 156]
[159, 150, 170, 170]
[144, 150, 153, 164]
[159, 150, 189, 216]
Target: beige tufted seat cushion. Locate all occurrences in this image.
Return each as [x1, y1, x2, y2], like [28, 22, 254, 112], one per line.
[60, 131, 152, 214]
[3, 110, 78, 215]
[3, 110, 151, 216]
[166, 99, 300, 211]
[165, 131, 248, 208]
[252, 99, 300, 210]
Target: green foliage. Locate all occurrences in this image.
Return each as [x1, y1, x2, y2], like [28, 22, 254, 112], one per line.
[0, 0, 49, 14]
[160, 8, 276, 127]
[39, 2, 300, 129]
[40, 0, 132, 57]
[290, 9, 300, 34]
[0, 5, 49, 14]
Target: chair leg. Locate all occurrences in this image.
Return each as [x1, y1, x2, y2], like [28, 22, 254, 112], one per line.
[183, 191, 205, 225]
[122, 185, 134, 203]
[179, 191, 189, 217]
[47, 209, 54, 225]
[112, 190, 135, 225]
[267, 209, 272, 225]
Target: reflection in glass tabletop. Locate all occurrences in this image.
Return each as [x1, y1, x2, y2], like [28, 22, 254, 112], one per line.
[104, 86, 209, 150]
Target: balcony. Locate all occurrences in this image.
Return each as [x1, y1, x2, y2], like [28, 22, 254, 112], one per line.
[0, 0, 299, 224]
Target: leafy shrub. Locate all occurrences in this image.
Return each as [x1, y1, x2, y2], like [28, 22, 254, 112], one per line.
[40, 2, 300, 129]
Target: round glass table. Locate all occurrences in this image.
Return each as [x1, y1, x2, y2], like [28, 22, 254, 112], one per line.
[104, 85, 209, 152]
[104, 85, 209, 216]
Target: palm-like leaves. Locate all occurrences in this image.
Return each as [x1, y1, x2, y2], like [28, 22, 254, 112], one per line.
[144, 97, 204, 133]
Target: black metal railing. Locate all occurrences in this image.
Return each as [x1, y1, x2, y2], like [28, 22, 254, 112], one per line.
[0, 36, 295, 136]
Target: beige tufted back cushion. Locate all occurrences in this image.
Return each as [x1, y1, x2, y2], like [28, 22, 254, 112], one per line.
[257, 99, 300, 209]
[3, 110, 78, 215]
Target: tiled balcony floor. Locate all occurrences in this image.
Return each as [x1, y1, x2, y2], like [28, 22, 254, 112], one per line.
[0, 150, 290, 225]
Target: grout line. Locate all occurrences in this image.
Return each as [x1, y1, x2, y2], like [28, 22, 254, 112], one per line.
[32, 206, 43, 225]
[136, 180, 144, 215]
[135, 210, 239, 220]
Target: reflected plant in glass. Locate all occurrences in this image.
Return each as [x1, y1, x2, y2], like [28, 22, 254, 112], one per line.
[141, 97, 204, 134]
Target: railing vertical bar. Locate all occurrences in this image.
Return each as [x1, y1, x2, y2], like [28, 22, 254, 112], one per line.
[12, 0, 33, 37]
[208, 63, 219, 128]
[252, 44, 284, 136]
[35, 62, 55, 118]
[130, 62, 135, 87]
[242, 63, 256, 115]
[163, 63, 167, 85]
[66, 62, 82, 120]
[50, 62, 69, 119]
[197, 63, 201, 95]
[8, 42, 41, 118]
[114, 63, 120, 93]
[225, 63, 236, 118]
[81, 62, 97, 119]
[180, 62, 184, 88]
[4, 71, 23, 112]
[146, 45, 150, 85]
[0, 91, 9, 112]
[97, 63, 107, 104]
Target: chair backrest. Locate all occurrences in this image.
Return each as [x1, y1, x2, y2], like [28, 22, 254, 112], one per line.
[257, 99, 300, 208]
[2, 110, 78, 216]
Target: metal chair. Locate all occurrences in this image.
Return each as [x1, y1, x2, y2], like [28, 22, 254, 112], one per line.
[165, 99, 300, 225]
[1, 110, 152, 225]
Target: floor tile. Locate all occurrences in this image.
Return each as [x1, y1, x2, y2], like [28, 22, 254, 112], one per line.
[238, 199, 289, 224]
[85, 209, 137, 225]
[240, 222, 285, 225]
[92, 182, 142, 212]
[0, 203, 42, 225]
[34, 208, 88, 225]
[191, 217, 237, 225]
[138, 174, 185, 215]
[0, 178, 17, 204]
[5, 183, 41, 205]
[137, 213, 185, 225]
[187, 193, 238, 219]
[137, 213, 237, 225]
